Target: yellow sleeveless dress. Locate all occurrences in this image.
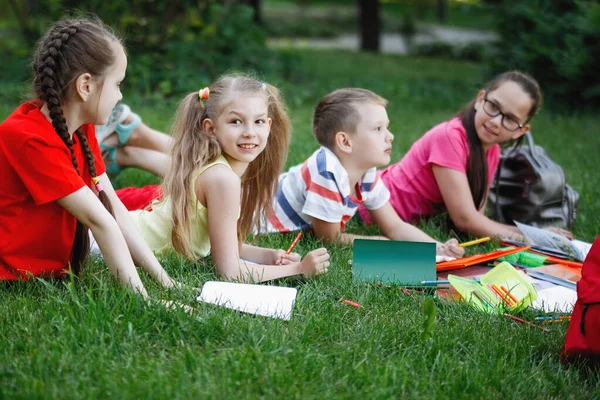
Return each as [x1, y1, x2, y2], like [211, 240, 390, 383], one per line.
[131, 156, 231, 258]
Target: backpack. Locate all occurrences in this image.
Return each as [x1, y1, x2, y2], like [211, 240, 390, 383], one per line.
[488, 131, 579, 229]
[561, 236, 600, 370]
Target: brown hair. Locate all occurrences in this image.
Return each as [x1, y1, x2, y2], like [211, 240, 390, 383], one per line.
[31, 17, 123, 274]
[457, 70, 542, 210]
[313, 88, 387, 149]
[161, 74, 291, 260]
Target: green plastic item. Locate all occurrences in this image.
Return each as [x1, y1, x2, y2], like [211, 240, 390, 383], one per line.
[448, 261, 538, 314]
[498, 247, 547, 267]
[352, 239, 436, 286]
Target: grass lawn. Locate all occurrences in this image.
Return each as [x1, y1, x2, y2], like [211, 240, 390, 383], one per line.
[1, 50, 599, 398]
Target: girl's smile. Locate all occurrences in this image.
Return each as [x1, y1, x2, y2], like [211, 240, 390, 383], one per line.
[238, 143, 259, 151]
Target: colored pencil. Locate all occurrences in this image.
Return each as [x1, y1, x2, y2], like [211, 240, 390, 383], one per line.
[504, 313, 550, 332]
[500, 285, 519, 305]
[337, 298, 363, 309]
[535, 315, 571, 321]
[494, 284, 516, 307]
[472, 290, 494, 309]
[459, 237, 491, 248]
[285, 231, 303, 255]
[420, 279, 480, 285]
[489, 284, 512, 307]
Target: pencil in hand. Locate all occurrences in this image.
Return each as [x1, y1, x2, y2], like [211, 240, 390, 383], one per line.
[285, 231, 303, 255]
[458, 237, 491, 248]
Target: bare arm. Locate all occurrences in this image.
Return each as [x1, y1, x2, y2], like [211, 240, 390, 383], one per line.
[370, 202, 439, 242]
[240, 243, 301, 265]
[432, 165, 524, 241]
[201, 167, 329, 282]
[370, 202, 464, 257]
[57, 185, 148, 297]
[98, 173, 175, 288]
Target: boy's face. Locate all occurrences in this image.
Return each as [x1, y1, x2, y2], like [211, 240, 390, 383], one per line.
[348, 102, 393, 169]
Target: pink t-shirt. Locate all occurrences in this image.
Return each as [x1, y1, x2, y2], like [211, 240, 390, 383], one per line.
[359, 117, 500, 224]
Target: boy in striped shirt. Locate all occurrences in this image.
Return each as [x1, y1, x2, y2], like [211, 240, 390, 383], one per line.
[265, 88, 463, 257]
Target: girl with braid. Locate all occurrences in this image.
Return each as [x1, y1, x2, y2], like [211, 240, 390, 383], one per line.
[0, 17, 177, 298]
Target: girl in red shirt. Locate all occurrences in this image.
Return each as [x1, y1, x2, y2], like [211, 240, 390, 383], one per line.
[0, 17, 176, 298]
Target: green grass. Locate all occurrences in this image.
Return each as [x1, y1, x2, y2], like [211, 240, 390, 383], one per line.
[1, 50, 600, 398]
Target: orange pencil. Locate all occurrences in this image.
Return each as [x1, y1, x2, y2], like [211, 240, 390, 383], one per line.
[285, 232, 303, 255]
[489, 284, 512, 306]
[493, 284, 516, 307]
[500, 285, 519, 305]
[338, 298, 363, 309]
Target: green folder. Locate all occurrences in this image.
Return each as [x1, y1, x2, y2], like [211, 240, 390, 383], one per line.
[352, 239, 436, 286]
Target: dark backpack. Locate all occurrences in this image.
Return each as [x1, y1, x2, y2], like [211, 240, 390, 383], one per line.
[488, 131, 579, 229]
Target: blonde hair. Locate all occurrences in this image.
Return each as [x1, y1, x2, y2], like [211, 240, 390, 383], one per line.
[313, 88, 387, 149]
[161, 74, 291, 259]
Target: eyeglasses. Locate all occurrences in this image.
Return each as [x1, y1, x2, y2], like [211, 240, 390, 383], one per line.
[482, 97, 524, 132]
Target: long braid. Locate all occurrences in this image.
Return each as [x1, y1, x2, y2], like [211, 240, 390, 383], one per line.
[38, 26, 81, 172]
[36, 25, 91, 274]
[76, 129, 114, 215]
[33, 19, 119, 275]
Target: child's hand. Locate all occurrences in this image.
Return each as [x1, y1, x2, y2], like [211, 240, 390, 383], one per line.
[299, 248, 330, 278]
[436, 239, 464, 258]
[274, 249, 301, 265]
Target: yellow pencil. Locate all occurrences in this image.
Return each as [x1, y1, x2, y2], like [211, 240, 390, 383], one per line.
[458, 237, 491, 248]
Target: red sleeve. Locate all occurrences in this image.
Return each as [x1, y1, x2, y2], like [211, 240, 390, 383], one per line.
[427, 124, 469, 173]
[6, 137, 85, 205]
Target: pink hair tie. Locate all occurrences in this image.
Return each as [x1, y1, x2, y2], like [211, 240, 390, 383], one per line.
[91, 176, 104, 193]
[198, 87, 210, 101]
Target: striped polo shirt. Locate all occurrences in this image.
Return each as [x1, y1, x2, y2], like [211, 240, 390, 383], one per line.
[265, 146, 390, 233]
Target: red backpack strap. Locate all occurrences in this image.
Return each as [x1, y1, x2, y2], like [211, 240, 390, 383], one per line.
[580, 302, 600, 335]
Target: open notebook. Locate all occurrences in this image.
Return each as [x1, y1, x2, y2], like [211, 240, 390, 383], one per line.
[197, 281, 297, 320]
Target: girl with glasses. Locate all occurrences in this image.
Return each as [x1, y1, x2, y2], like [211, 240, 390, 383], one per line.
[358, 71, 569, 241]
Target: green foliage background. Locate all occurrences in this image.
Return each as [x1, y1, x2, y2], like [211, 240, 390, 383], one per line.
[4, 0, 299, 100]
[488, 0, 600, 109]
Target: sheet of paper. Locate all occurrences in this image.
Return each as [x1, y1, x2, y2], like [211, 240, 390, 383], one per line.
[570, 239, 592, 261]
[530, 285, 577, 313]
[436, 255, 456, 263]
[197, 281, 297, 320]
[515, 221, 584, 261]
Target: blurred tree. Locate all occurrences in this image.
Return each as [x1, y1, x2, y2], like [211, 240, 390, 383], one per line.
[358, 0, 380, 52]
[437, 0, 448, 23]
[244, 0, 262, 24]
[488, 0, 600, 109]
[7, 0, 40, 47]
[4, 0, 294, 97]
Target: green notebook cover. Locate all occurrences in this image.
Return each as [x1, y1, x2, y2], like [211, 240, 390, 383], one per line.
[352, 240, 436, 286]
